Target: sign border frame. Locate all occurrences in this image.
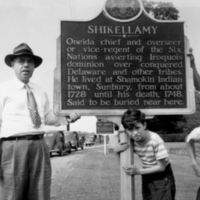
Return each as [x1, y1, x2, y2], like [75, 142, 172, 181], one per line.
[53, 9, 195, 117]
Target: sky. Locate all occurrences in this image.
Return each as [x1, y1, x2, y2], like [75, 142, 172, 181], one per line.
[0, 0, 199, 132]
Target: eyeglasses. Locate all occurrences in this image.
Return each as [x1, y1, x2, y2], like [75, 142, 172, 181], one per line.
[13, 58, 35, 65]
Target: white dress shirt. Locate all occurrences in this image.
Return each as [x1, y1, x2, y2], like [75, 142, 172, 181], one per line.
[0, 78, 66, 138]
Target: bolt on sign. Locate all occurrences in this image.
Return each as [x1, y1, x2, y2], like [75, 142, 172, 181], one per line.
[96, 121, 114, 134]
[54, 0, 195, 117]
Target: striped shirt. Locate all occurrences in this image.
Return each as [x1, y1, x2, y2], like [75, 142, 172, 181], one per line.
[134, 131, 169, 168]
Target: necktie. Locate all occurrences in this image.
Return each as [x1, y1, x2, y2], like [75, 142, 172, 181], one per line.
[25, 85, 42, 128]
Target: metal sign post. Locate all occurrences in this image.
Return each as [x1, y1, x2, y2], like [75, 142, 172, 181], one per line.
[103, 135, 107, 155]
[106, 118, 135, 200]
[96, 121, 114, 155]
[120, 130, 134, 200]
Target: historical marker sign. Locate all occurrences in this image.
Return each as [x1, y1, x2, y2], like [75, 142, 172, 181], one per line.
[96, 121, 114, 134]
[54, 1, 195, 116]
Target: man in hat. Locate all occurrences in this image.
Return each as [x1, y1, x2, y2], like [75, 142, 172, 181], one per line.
[0, 43, 80, 200]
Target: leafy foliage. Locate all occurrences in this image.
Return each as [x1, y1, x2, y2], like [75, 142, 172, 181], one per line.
[146, 91, 200, 135]
[147, 115, 187, 134]
[160, 134, 187, 142]
[142, 0, 179, 20]
[184, 91, 200, 133]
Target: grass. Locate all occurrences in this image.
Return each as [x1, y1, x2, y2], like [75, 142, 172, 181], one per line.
[166, 142, 200, 200]
[51, 143, 200, 200]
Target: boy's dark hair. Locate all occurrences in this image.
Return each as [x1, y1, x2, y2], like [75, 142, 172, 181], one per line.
[121, 109, 146, 130]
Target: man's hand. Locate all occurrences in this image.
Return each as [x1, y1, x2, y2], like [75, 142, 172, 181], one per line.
[123, 165, 141, 176]
[66, 113, 81, 123]
[113, 142, 129, 153]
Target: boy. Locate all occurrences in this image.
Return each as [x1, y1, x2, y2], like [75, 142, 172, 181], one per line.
[112, 109, 176, 200]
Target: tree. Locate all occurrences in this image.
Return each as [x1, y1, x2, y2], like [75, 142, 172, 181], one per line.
[147, 115, 187, 134]
[184, 91, 200, 133]
[142, 0, 179, 20]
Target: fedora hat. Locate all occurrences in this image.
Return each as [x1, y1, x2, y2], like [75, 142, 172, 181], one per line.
[5, 43, 43, 68]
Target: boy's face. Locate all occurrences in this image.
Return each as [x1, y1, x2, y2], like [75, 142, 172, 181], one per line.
[125, 121, 147, 142]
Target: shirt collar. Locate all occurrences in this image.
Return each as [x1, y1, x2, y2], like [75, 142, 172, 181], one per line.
[26, 82, 34, 90]
[12, 78, 34, 90]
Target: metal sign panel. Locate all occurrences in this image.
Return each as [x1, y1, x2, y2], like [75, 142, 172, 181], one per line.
[54, 4, 195, 116]
[96, 121, 114, 134]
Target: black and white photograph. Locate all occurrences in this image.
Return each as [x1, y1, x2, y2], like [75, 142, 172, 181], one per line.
[0, 0, 200, 200]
